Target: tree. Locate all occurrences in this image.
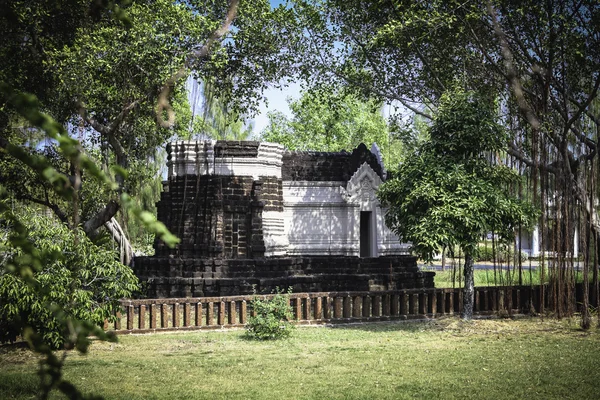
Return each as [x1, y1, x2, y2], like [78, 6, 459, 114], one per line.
[378, 89, 536, 319]
[0, 207, 139, 349]
[0, 0, 282, 396]
[261, 88, 404, 168]
[188, 78, 254, 140]
[1, 0, 290, 264]
[0, 0, 207, 264]
[275, 0, 600, 323]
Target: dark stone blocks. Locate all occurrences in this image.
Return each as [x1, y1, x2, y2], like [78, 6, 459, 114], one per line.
[134, 255, 435, 298]
[282, 143, 385, 182]
[154, 175, 282, 259]
[214, 141, 260, 158]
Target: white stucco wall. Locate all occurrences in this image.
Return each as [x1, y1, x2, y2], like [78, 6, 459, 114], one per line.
[282, 163, 409, 257]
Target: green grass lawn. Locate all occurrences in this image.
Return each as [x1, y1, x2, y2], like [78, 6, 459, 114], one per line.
[431, 267, 584, 288]
[1, 318, 599, 399]
[433, 268, 542, 287]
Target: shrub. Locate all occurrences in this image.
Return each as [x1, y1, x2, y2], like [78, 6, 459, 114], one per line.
[245, 287, 294, 340]
[475, 245, 528, 263]
[0, 209, 139, 349]
[475, 246, 495, 262]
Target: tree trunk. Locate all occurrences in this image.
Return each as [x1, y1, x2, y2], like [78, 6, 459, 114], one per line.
[441, 246, 446, 272]
[462, 251, 475, 320]
[104, 217, 133, 266]
[83, 200, 120, 236]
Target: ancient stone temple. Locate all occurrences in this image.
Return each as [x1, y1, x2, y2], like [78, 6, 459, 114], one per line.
[134, 140, 435, 297]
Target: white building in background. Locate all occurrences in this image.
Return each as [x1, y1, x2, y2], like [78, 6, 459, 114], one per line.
[517, 225, 579, 258]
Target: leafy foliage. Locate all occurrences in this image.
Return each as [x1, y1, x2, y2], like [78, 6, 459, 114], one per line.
[246, 288, 295, 340]
[378, 88, 536, 318]
[0, 207, 139, 349]
[0, 0, 200, 263]
[188, 79, 254, 140]
[261, 88, 403, 168]
[0, 0, 270, 397]
[380, 89, 534, 258]
[0, 188, 120, 399]
[475, 245, 528, 264]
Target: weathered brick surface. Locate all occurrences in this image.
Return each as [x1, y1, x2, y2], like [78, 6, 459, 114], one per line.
[154, 175, 275, 259]
[253, 177, 283, 211]
[134, 256, 435, 298]
[282, 143, 384, 182]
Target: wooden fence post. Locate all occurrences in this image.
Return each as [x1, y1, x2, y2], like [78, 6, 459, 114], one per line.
[315, 297, 323, 320]
[139, 305, 146, 329]
[207, 302, 214, 326]
[218, 301, 225, 325]
[127, 305, 134, 331]
[400, 292, 408, 317]
[353, 296, 362, 318]
[334, 297, 343, 319]
[161, 304, 169, 328]
[373, 295, 381, 317]
[173, 303, 180, 328]
[240, 300, 247, 324]
[150, 304, 157, 329]
[229, 301, 236, 325]
[184, 303, 191, 327]
[383, 294, 391, 317]
[391, 294, 399, 317]
[343, 296, 352, 319]
[195, 302, 203, 326]
[363, 295, 372, 318]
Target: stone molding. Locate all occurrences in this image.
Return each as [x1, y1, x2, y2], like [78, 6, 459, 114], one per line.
[261, 211, 288, 257]
[167, 140, 284, 179]
[343, 162, 383, 207]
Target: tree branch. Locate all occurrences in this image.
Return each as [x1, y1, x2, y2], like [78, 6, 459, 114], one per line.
[487, 2, 541, 132]
[14, 193, 69, 224]
[306, 26, 433, 120]
[156, 0, 240, 128]
[78, 104, 129, 166]
[82, 200, 120, 236]
[565, 74, 600, 134]
[507, 142, 558, 175]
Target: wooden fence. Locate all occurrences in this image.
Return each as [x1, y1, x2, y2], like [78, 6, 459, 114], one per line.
[108, 285, 558, 334]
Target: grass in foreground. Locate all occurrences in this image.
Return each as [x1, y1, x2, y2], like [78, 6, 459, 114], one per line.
[1, 318, 599, 400]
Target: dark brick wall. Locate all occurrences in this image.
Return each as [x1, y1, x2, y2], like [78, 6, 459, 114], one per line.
[154, 173, 284, 259]
[282, 143, 385, 182]
[253, 177, 283, 212]
[154, 175, 285, 259]
[134, 255, 435, 298]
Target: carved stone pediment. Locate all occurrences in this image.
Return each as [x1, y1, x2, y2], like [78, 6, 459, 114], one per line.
[341, 162, 383, 204]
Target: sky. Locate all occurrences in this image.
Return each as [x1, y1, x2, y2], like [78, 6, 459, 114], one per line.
[251, 82, 301, 135]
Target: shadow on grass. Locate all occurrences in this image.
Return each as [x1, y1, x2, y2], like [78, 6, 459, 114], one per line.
[0, 374, 38, 400]
[327, 318, 449, 333]
[0, 341, 28, 352]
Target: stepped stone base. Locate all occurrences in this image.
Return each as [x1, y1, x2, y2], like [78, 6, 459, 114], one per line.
[134, 255, 435, 298]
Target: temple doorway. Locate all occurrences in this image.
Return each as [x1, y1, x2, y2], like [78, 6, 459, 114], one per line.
[360, 211, 373, 257]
